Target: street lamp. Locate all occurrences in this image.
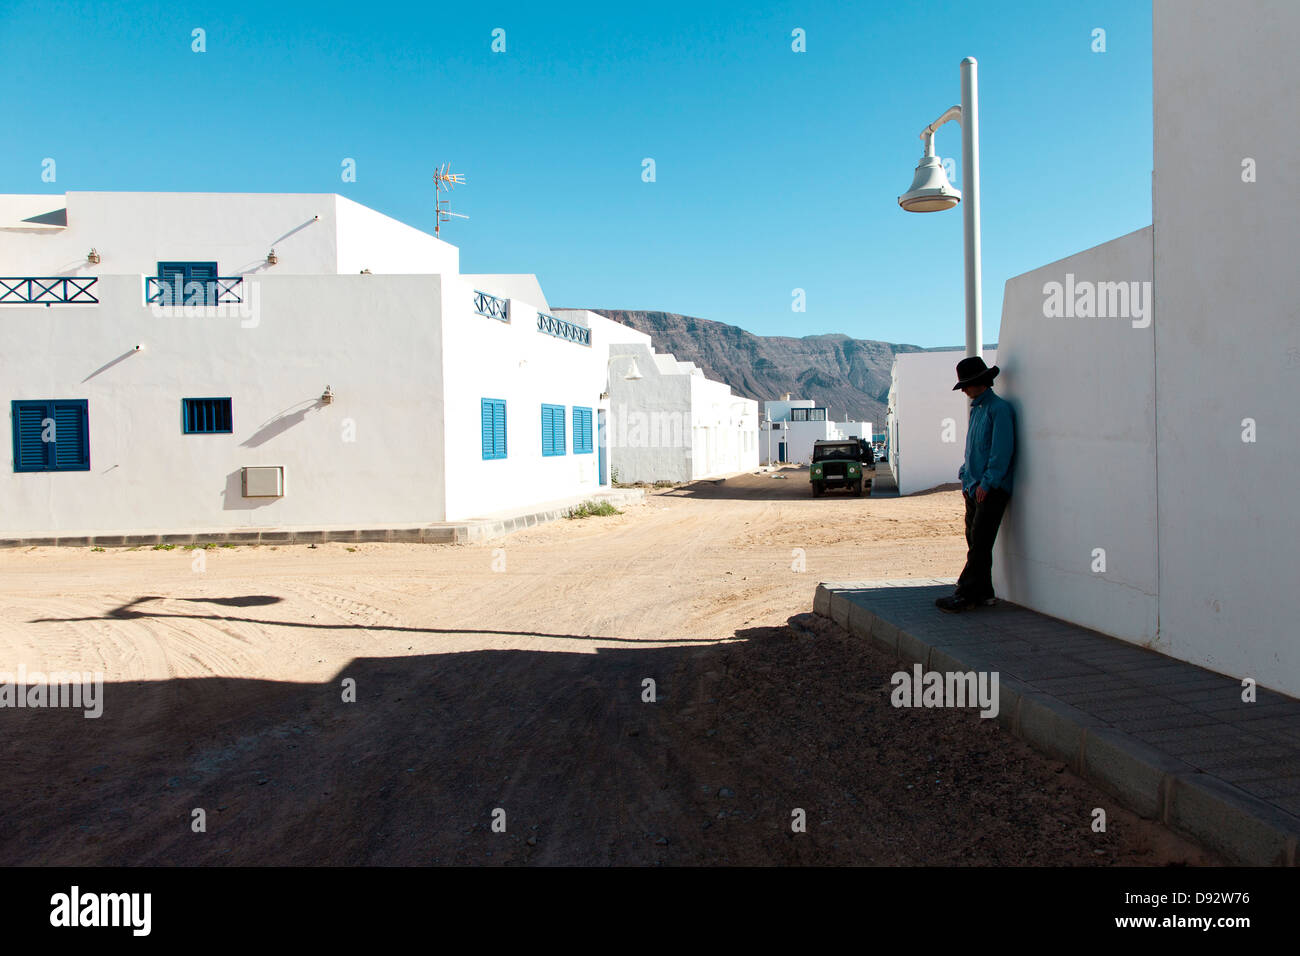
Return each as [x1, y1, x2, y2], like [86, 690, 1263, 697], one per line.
[898, 56, 983, 359]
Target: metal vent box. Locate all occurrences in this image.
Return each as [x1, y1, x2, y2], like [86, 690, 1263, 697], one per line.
[242, 466, 284, 497]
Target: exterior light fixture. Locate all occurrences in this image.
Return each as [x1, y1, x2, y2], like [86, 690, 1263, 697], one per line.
[87, 248, 101, 264]
[320, 386, 334, 405]
[898, 56, 984, 358]
[623, 358, 643, 381]
[266, 249, 278, 265]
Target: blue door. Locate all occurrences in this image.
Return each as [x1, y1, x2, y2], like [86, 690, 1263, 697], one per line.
[597, 409, 608, 484]
[778, 441, 787, 463]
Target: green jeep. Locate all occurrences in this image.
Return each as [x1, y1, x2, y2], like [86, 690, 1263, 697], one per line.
[810, 439, 875, 497]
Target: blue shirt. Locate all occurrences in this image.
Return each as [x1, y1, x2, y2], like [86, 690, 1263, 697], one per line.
[959, 388, 1016, 496]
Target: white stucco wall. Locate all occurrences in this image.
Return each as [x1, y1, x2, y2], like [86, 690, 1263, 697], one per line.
[603, 341, 757, 483]
[1151, 0, 1300, 693]
[888, 349, 998, 495]
[441, 291, 613, 520]
[0, 274, 446, 533]
[334, 195, 459, 275]
[0, 192, 339, 278]
[0, 191, 459, 280]
[991, 229, 1157, 642]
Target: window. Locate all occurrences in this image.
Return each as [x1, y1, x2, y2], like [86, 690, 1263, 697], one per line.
[11, 400, 89, 472]
[157, 261, 219, 305]
[790, 408, 808, 421]
[182, 397, 233, 434]
[541, 404, 566, 456]
[481, 398, 507, 460]
[810, 407, 827, 421]
[572, 406, 593, 454]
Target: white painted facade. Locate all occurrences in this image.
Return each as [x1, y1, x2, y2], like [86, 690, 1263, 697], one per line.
[0, 192, 683, 533]
[886, 349, 997, 495]
[759, 399, 870, 465]
[585, 336, 759, 484]
[991, 0, 1300, 697]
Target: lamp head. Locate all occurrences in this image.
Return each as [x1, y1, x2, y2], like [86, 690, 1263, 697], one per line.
[898, 153, 961, 212]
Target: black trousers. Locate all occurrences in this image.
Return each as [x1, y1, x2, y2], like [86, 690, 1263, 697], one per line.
[955, 487, 1010, 601]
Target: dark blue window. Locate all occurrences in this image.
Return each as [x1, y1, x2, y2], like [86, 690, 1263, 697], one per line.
[573, 406, 593, 454]
[183, 398, 233, 434]
[157, 261, 219, 305]
[11, 399, 89, 472]
[541, 404, 566, 457]
[481, 398, 507, 460]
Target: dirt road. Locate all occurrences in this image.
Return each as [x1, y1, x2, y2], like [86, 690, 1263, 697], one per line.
[0, 468, 1215, 864]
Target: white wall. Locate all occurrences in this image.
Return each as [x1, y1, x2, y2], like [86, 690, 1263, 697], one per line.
[0, 191, 459, 280]
[0, 274, 446, 533]
[606, 342, 694, 484]
[888, 349, 997, 495]
[991, 229, 1157, 642]
[0, 192, 340, 278]
[334, 195, 459, 275]
[441, 287, 612, 520]
[1151, 0, 1300, 694]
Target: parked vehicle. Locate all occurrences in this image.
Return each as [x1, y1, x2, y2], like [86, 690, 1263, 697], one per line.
[810, 440, 875, 496]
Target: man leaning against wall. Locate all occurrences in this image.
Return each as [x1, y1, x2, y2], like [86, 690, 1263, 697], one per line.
[935, 356, 1016, 613]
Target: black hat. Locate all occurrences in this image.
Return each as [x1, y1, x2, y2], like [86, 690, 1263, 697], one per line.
[952, 356, 999, 390]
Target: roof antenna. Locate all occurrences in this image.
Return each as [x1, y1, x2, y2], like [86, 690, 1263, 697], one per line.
[432, 163, 468, 238]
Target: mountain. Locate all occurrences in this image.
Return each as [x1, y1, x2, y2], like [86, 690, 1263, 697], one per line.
[575, 309, 931, 426]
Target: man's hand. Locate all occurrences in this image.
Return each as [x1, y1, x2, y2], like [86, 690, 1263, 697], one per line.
[975, 486, 989, 503]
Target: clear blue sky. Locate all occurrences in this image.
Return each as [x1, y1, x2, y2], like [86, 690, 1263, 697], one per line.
[0, 0, 1151, 348]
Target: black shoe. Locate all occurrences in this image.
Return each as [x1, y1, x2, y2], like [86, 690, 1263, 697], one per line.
[935, 595, 974, 613]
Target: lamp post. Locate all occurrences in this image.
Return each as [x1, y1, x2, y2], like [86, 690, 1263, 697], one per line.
[898, 57, 983, 359]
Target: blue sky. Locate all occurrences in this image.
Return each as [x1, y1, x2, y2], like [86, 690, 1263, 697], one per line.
[0, 0, 1152, 347]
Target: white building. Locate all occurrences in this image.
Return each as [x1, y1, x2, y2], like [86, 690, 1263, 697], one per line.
[564, 331, 758, 484]
[760, 397, 871, 465]
[886, 349, 998, 495]
[0, 191, 658, 534]
[991, 0, 1300, 698]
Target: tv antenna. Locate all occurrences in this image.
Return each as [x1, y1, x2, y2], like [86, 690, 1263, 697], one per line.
[432, 163, 468, 237]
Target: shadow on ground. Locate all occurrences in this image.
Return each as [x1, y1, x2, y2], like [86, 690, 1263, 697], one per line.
[1, 604, 1214, 866]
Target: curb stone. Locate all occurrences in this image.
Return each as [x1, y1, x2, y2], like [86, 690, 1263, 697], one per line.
[814, 582, 1300, 866]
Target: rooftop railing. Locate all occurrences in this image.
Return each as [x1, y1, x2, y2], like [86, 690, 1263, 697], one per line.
[537, 311, 591, 346]
[0, 276, 99, 306]
[473, 289, 510, 322]
[145, 276, 243, 306]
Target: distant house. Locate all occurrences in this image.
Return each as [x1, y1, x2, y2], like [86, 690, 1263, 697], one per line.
[568, 329, 758, 484]
[760, 396, 871, 465]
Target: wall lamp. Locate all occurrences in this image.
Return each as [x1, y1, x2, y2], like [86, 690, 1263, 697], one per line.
[87, 248, 101, 264]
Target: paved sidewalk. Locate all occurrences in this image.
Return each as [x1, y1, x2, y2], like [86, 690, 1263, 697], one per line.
[0, 488, 645, 548]
[815, 578, 1300, 865]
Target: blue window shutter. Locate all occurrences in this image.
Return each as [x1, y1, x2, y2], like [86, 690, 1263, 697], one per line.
[572, 406, 592, 454]
[541, 404, 567, 457]
[482, 399, 507, 460]
[12, 400, 87, 471]
[12, 401, 50, 471]
[52, 402, 89, 469]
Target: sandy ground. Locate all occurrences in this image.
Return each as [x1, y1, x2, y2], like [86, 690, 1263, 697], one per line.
[0, 467, 1217, 865]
